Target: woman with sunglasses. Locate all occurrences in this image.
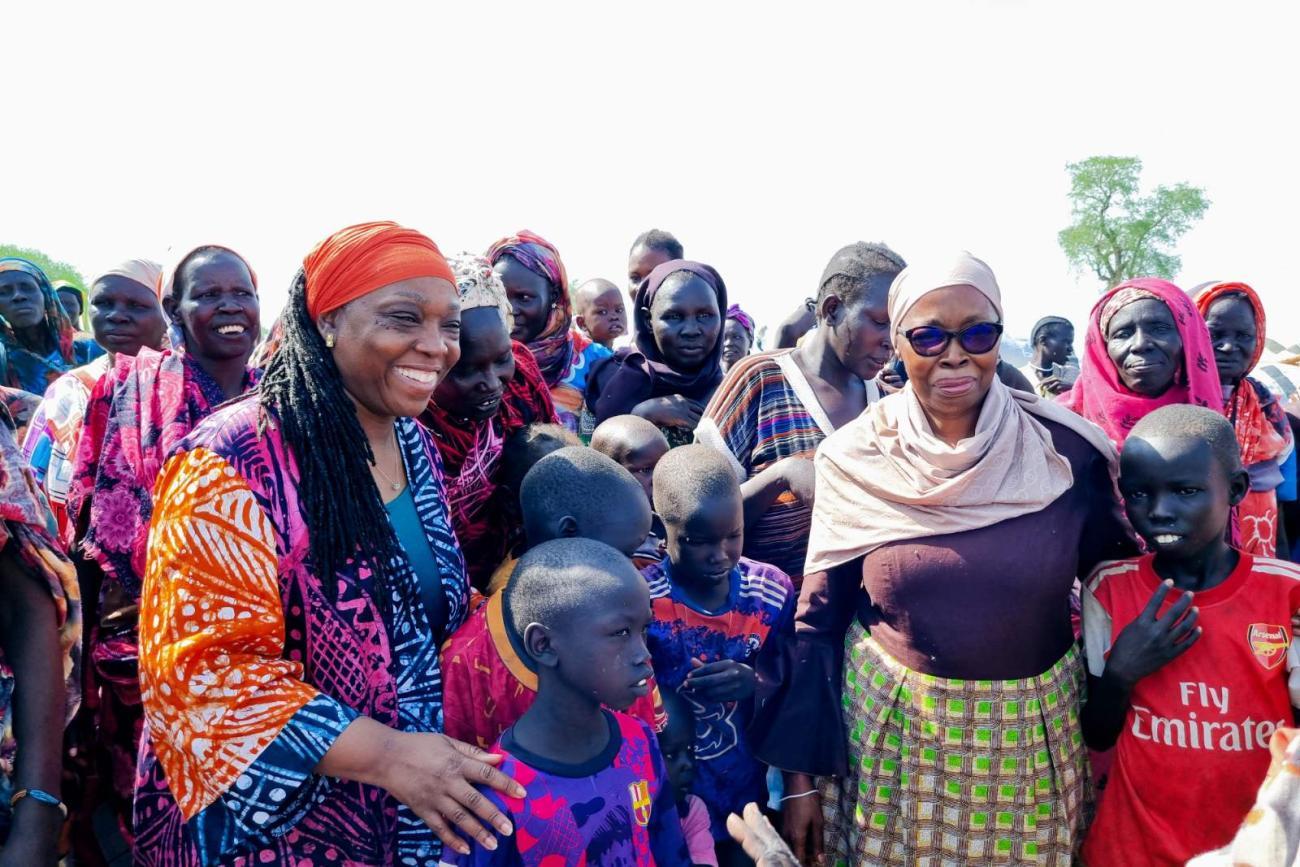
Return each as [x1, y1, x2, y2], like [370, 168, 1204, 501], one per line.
[753, 252, 1134, 865]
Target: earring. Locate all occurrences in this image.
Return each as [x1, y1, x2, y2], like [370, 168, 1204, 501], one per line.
[325, 333, 336, 348]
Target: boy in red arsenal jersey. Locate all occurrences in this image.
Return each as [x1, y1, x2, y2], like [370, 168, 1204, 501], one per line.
[1081, 405, 1300, 866]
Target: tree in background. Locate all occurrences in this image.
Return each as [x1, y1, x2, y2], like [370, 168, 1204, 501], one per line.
[0, 244, 87, 288]
[1058, 156, 1209, 288]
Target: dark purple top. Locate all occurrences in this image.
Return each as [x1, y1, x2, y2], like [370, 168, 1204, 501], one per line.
[750, 417, 1135, 776]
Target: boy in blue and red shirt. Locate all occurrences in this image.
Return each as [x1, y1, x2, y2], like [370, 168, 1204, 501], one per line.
[1081, 405, 1300, 866]
[643, 445, 794, 859]
[442, 538, 688, 867]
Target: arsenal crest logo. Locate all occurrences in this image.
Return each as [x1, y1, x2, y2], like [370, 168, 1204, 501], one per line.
[628, 780, 652, 827]
[1247, 623, 1289, 670]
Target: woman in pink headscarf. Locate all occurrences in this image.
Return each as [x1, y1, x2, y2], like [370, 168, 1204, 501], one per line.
[1060, 277, 1221, 447]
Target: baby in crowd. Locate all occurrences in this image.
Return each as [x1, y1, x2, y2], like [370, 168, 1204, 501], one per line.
[442, 538, 690, 867]
[658, 688, 719, 867]
[573, 278, 628, 349]
[1081, 404, 1300, 866]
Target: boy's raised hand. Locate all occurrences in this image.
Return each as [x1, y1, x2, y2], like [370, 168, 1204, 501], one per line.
[685, 657, 757, 702]
[1106, 580, 1201, 690]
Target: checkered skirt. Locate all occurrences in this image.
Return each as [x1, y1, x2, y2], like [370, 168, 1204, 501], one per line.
[822, 622, 1091, 866]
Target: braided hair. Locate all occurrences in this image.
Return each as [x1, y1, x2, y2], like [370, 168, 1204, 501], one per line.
[816, 242, 908, 307]
[258, 269, 400, 600]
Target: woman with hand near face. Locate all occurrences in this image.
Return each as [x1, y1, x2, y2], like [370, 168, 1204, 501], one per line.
[22, 260, 167, 539]
[65, 245, 261, 854]
[753, 252, 1134, 865]
[588, 260, 728, 447]
[133, 223, 522, 866]
[1192, 281, 1294, 556]
[420, 254, 557, 592]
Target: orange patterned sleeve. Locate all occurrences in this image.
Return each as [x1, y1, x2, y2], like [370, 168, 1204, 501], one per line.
[139, 447, 330, 820]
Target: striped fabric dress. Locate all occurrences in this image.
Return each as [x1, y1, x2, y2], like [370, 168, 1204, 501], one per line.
[695, 350, 879, 586]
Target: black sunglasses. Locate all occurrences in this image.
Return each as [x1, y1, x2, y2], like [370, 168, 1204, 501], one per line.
[901, 322, 1003, 358]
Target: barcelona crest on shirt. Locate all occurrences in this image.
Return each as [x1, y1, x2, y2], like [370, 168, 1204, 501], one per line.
[628, 779, 652, 827]
[1247, 623, 1289, 670]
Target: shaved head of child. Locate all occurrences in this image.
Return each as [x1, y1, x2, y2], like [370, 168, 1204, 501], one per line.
[510, 538, 654, 712]
[519, 445, 652, 557]
[1119, 404, 1249, 558]
[591, 415, 671, 504]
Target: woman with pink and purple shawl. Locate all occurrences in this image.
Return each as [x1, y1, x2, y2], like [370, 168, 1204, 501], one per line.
[64, 245, 261, 854]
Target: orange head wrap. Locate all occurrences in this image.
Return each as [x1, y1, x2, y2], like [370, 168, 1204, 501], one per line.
[304, 221, 455, 321]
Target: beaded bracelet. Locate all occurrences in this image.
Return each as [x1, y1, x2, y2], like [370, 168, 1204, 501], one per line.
[9, 787, 68, 818]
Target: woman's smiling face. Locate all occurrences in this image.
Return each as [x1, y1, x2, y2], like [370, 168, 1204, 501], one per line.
[321, 276, 462, 421]
[167, 249, 261, 364]
[1106, 298, 1182, 397]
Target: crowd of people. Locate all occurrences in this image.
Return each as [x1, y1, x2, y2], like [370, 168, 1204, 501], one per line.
[0, 224, 1298, 867]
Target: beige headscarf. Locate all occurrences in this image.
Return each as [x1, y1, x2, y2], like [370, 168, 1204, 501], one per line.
[95, 259, 163, 296]
[805, 251, 1116, 573]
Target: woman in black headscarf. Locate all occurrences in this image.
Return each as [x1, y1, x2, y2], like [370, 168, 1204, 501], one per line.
[587, 260, 726, 446]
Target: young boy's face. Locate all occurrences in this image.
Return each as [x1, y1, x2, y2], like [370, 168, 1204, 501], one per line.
[576, 284, 627, 347]
[628, 244, 673, 296]
[663, 491, 744, 590]
[617, 438, 670, 504]
[1119, 435, 1242, 557]
[656, 708, 696, 806]
[551, 574, 654, 711]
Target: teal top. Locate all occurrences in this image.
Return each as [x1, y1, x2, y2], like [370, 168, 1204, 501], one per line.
[386, 486, 447, 639]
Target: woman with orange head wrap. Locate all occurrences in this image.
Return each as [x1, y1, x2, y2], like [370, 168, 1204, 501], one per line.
[133, 222, 523, 866]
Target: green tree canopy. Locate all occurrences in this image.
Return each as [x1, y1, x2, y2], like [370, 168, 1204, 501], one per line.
[0, 244, 87, 289]
[1058, 156, 1209, 289]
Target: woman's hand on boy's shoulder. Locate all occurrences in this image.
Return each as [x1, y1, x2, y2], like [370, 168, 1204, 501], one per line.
[684, 657, 757, 702]
[1106, 580, 1201, 690]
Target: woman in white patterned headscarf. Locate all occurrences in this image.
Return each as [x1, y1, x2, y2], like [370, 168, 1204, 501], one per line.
[419, 254, 558, 591]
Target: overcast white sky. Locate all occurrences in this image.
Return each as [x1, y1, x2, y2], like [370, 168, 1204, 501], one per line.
[5, 1, 1298, 346]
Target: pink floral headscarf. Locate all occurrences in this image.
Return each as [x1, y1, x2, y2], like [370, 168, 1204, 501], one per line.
[1059, 277, 1222, 447]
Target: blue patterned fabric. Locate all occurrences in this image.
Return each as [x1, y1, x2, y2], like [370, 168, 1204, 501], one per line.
[133, 399, 470, 867]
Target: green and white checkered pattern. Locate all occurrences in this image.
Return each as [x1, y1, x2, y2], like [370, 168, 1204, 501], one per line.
[821, 623, 1091, 865]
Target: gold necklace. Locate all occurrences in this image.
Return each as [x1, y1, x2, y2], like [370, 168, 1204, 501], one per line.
[373, 433, 404, 492]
